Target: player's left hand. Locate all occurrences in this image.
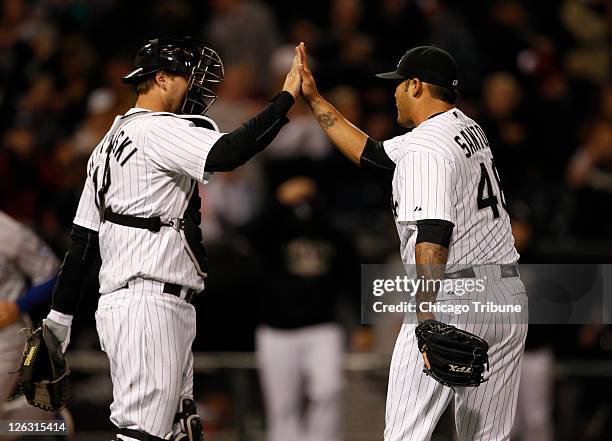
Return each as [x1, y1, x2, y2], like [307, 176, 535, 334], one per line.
[415, 319, 489, 387]
[0, 300, 20, 328]
[17, 325, 70, 411]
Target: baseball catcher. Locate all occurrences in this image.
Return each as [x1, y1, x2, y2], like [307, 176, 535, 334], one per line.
[37, 35, 303, 441]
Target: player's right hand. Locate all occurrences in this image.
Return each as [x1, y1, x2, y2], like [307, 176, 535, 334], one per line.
[282, 46, 303, 100]
[297, 42, 320, 102]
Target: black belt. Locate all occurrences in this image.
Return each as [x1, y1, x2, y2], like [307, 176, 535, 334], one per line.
[444, 264, 519, 279]
[118, 428, 164, 441]
[104, 208, 185, 233]
[120, 281, 197, 303]
[163, 282, 198, 303]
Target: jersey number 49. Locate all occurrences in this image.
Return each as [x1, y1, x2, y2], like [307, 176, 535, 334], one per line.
[477, 160, 507, 220]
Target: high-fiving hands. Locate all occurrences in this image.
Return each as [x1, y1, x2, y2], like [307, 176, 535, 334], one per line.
[282, 42, 320, 102]
[282, 45, 303, 99]
[297, 42, 319, 102]
[292, 41, 368, 164]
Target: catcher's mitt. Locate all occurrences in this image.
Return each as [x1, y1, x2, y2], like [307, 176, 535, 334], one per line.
[16, 325, 70, 411]
[415, 319, 489, 387]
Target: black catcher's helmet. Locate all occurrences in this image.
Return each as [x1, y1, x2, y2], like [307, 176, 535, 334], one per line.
[122, 36, 224, 115]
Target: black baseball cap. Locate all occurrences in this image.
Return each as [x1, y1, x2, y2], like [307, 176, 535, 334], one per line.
[376, 46, 459, 90]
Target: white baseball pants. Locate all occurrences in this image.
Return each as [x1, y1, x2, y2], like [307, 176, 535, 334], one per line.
[96, 278, 196, 439]
[256, 323, 344, 441]
[384, 279, 528, 441]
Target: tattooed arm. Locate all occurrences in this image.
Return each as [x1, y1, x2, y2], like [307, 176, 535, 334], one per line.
[415, 242, 449, 323]
[413, 219, 454, 322]
[297, 43, 369, 165]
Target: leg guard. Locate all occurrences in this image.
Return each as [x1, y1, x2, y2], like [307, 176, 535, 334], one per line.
[171, 398, 204, 441]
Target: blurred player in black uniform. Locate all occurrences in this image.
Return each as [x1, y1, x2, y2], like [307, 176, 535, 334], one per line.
[249, 174, 359, 441]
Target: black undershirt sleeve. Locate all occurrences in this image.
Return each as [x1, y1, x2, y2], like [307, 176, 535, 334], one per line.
[51, 224, 100, 315]
[416, 219, 455, 248]
[360, 137, 396, 173]
[204, 91, 295, 172]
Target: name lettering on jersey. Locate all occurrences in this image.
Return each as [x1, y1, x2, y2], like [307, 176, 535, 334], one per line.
[112, 130, 138, 167]
[454, 124, 489, 159]
[474, 125, 490, 147]
[391, 198, 399, 218]
[414, 206, 422, 212]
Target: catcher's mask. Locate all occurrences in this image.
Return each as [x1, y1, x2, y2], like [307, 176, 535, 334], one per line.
[122, 36, 224, 115]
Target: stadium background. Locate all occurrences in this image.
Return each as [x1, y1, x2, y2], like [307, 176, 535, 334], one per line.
[0, 0, 611, 439]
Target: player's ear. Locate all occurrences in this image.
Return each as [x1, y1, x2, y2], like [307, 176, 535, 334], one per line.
[155, 71, 167, 90]
[411, 78, 423, 97]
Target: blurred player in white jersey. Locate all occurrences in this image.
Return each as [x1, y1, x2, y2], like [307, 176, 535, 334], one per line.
[38, 37, 303, 441]
[297, 43, 528, 440]
[0, 211, 62, 436]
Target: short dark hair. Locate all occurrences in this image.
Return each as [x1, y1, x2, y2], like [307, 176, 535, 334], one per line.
[135, 75, 156, 95]
[427, 83, 457, 104]
[134, 71, 188, 96]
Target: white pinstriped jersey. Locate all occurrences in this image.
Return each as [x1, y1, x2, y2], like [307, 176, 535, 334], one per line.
[74, 108, 224, 294]
[0, 211, 59, 302]
[384, 108, 519, 273]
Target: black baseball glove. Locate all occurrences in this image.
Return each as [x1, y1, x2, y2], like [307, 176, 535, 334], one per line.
[16, 325, 70, 411]
[415, 319, 489, 387]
